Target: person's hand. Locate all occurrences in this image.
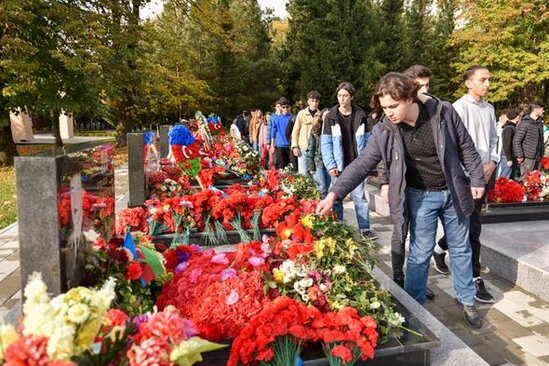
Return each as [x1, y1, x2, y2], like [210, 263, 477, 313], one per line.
[471, 187, 485, 199]
[483, 161, 496, 181]
[517, 157, 524, 164]
[506, 161, 513, 167]
[316, 192, 337, 215]
[328, 169, 339, 177]
[380, 184, 389, 204]
[269, 145, 275, 155]
[309, 170, 316, 175]
[293, 147, 301, 157]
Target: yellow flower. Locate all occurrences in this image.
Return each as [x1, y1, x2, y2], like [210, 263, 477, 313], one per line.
[326, 238, 336, 255]
[282, 228, 293, 239]
[300, 214, 314, 228]
[314, 241, 325, 259]
[272, 268, 284, 283]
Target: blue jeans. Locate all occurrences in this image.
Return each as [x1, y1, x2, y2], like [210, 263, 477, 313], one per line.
[313, 168, 331, 198]
[405, 188, 475, 305]
[497, 155, 516, 179]
[330, 176, 370, 232]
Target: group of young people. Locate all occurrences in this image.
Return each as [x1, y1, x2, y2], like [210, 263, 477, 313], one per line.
[229, 64, 545, 330]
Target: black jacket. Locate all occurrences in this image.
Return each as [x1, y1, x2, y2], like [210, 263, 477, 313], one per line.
[501, 122, 516, 161]
[513, 115, 543, 159]
[330, 95, 485, 245]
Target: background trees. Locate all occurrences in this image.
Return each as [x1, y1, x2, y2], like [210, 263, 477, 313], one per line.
[1, 0, 547, 162]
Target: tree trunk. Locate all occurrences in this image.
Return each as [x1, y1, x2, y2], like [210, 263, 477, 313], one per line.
[116, 121, 127, 148]
[0, 123, 18, 166]
[51, 110, 63, 147]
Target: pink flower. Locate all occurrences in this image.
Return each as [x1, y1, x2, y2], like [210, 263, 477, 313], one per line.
[226, 290, 239, 305]
[211, 253, 229, 265]
[220, 268, 237, 281]
[189, 268, 202, 283]
[248, 256, 265, 267]
[4, 335, 50, 365]
[128, 337, 171, 366]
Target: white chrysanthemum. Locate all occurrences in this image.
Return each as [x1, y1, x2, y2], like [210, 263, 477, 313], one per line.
[0, 323, 20, 362]
[47, 323, 75, 360]
[83, 230, 100, 243]
[24, 272, 50, 307]
[67, 303, 90, 324]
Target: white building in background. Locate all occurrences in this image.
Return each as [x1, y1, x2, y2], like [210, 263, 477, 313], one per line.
[10, 108, 34, 142]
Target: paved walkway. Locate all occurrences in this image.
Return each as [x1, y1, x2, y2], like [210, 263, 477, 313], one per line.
[343, 201, 549, 366]
[1, 166, 548, 365]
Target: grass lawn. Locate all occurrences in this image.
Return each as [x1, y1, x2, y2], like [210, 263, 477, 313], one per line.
[0, 145, 128, 230]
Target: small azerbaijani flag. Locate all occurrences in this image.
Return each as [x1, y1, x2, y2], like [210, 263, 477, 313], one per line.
[123, 230, 165, 287]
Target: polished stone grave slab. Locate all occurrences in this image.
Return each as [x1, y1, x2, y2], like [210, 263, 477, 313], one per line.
[480, 221, 549, 302]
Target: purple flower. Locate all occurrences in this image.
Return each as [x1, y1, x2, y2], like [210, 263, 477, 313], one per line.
[132, 313, 151, 328]
[189, 244, 200, 252]
[225, 290, 239, 305]
[175, 261, 189, 275]
[177, 251, 190, 264]
[182, 319, 198, 339]
[220, 268, 237, 281]
[248, 256, 265, 267]
[211, 253, 229, 265]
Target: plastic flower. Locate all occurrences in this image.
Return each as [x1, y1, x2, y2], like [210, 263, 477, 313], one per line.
[170, 336, 227, 365]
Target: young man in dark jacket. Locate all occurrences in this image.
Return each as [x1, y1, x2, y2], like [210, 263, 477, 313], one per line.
[317, 73, 486, 328]
[514, 101, 545, 180]
[498, 109, 520, 179]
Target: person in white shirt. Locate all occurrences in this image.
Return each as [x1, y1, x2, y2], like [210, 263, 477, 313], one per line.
[433, 65, 497, 304]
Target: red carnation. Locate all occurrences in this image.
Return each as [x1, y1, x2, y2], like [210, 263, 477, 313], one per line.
[125, 261, 142, 280]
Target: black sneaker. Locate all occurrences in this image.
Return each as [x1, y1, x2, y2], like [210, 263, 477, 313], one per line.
[474, 278, 495, 303]
[426, 287, 435, 300]
[361, 230, 378, 241]
[433, 251, 450, 275]
[393, 276, 404, 289]
[455, 298, 483, 329]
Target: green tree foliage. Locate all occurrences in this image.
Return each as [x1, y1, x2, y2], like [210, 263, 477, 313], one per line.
[1, 0, 106, 148]
[283, 0, 382, 107]
[451, 0, 549, 105]
[427, 0, 458, 100]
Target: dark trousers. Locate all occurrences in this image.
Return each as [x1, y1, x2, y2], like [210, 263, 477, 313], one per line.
[274, 147, 290, 169]
[438, 197, 482, 278]
[391, 219, 409, 280]
[518, 158, 540, 181]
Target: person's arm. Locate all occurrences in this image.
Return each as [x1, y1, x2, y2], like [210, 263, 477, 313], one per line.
[291, 112, 302, 152]
[501, 127, 514, 162]
[513, 123, 526, 161]
[489, 113, 499, 163]
[320, 116, 337, 175]
[305, 133, 316, 173]
[448, 104, 485, 189]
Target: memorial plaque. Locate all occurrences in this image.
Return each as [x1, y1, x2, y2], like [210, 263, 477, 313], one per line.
[15, 141, 115, 295]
